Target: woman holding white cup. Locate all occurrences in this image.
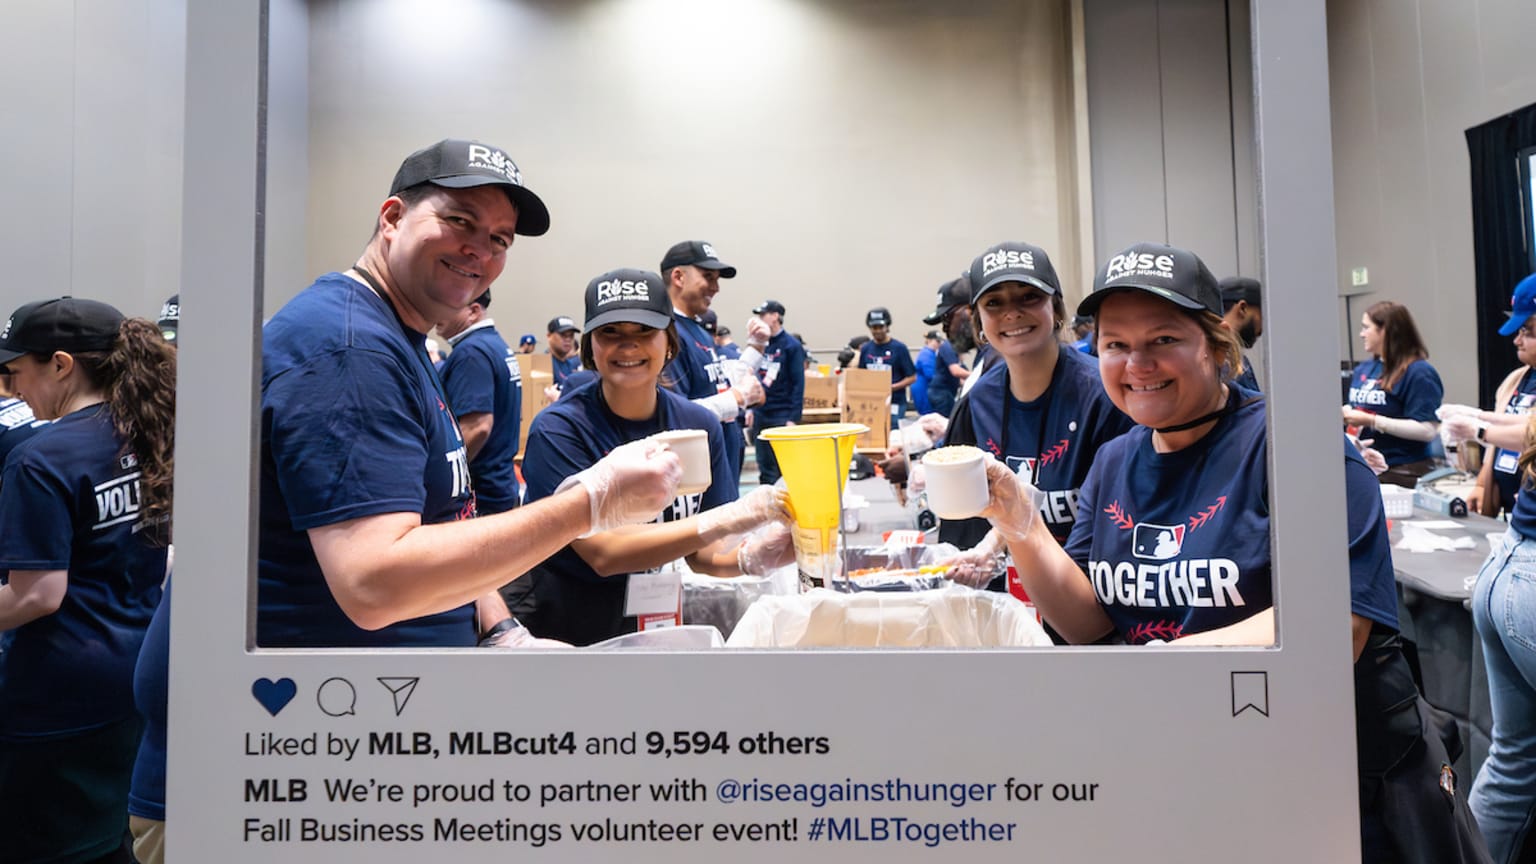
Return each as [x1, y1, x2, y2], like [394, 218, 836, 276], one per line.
[520, 268, 792, 645]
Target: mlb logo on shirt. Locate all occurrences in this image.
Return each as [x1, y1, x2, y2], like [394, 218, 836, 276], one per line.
[1006, 455, 1037, 486]
[1514, 394, 1536, 411]
[1132, 523, 1185, 560]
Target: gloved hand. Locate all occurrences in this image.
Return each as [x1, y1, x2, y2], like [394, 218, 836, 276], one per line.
[556, 437, 683, 537]
[744, 316, 770, 351]
[1436, 403, 1480, 420]
[731, 374, 765, 408]
[1349, 435, 1389, 476]
[978, 453, 1044, 542]
[907, 461, 927, 498]
[939, 531, 1004, 588]
[1440, 413, 1482, 446]
[697, 486, 790, 542]
[736, 522, 795, 575]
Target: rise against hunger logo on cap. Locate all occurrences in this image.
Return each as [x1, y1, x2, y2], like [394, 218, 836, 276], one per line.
[466, 144, 521, 185]
[1080, 242, 1221, 317]
[584, 268, 671, 331]
[1103, 250, 1176, 284]
[0, 316, 11, 341]
[969, 241, 1060, 301]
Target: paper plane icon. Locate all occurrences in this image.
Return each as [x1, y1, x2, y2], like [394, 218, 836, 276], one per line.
[377, 677, 420, 716]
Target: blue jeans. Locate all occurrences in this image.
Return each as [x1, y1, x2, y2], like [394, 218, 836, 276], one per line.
[1471, 528, 1536, 863]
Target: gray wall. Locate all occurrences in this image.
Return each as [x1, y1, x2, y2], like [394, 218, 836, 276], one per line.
[0, 0, 186, 322]
[274, 0, 1089, 353]
[1328, 0, 1536, 402]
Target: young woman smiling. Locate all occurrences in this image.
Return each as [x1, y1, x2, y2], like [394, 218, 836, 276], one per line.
[520, 269, 791, 646]
[939, 241, 1132, 589]
[1343, 300, 1443, 486]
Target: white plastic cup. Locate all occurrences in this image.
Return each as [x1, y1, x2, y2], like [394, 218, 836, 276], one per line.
[922, 445, 990, 519]
[652, 429, 711, 496]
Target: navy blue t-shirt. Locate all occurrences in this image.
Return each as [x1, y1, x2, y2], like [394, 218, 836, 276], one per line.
[859, 338, 918, 410]
[1065, 387, 1271, 644]
[1344, 440, 1400, 630]
[440, 321, 522, 514]
[0, 396, 47, 470]
[0, 404, 165, 738]
[1491, 368, 1536, 508]
[666, 311, 744, 482]
[716, 341, 741, 361]
[1511, 452, 1536, 539]
[551, 352, 581, 388]
[523, 380, 735, 645]
[259, 273, 477, 647]
[928, 341, 962, 403]
[944, 345, 1134, 551]
[757, 329, 805, 427]
[129, 576, 170, 821]
[1346, 358, 1443, 466]
[1233, 353, 1260, 392]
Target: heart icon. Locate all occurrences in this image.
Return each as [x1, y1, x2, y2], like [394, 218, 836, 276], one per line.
[252, 677, 298, 716]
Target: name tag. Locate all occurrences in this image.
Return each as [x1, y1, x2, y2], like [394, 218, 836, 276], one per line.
[1496, 450, 1520, 474]
[624, 566, 683, 618]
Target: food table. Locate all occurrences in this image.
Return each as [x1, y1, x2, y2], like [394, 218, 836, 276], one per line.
[1388, 507, 1503, 784]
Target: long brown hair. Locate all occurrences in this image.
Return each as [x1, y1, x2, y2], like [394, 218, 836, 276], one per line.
[1364, 301, 1429, 391]
[71, 318, 178, 540]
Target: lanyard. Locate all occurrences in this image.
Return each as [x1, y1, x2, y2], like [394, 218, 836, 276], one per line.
[999, 350, 1061, 475]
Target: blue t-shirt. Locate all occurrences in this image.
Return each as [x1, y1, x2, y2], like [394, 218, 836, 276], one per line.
[859, 338, 918, 409]
[927, 340, 963, 408]
[757, 330, 805, 427]
[551, 352, 582, 388]
[0, 404, 165, 738]
[665, 311, 744, 482]
[1346, 358, 1443, 466]
[440, 321, 522, 514]
[1065, 387, 1271, 644]
[258, 273, 477, 648]
[716, 342, 741, 361]
[912, 346, 937, 415]
[0, 396, 47, 470]
[1491, 367, 1536, 508]
[1232, 353, 1260, 392]
[129, 577, 171, 821]
[522, 380, 735, 645]
[943, 345, 1134, 551]
[1344, 440, 1400, 631]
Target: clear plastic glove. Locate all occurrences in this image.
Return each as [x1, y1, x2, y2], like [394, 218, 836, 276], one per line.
[977, 453, 1044, 542]
[917, 413, 949, 442]
[736, 522, 795, 575]
[1436, 403, 1480, 420]
[907, 461, 927, 498]
[940, 532, 1004, 588]
[1351, 436, 1389, 475]
[557, 437, 683, 537]
[697, 486, 790, 541]
[1440, 413, 1482, 446]
[744, 316, 770, 351]
[731, 374, 765, 408]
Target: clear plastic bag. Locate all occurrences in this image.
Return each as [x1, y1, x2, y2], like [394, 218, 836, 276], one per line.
[724, 585, 1050, 648]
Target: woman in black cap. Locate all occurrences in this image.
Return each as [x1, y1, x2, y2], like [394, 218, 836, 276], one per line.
[519, 269, 792, 645]
[0, 296, 175, 863]
[979, 243, 1489, 863]
[939, 241, 1133, 589]
[1343, 301, 1444, 486]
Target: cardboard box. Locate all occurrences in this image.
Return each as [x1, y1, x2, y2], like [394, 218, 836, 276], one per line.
[840, 368, 890, 452]
[802, 375, 839, 411]
[516, 353, 554, 459]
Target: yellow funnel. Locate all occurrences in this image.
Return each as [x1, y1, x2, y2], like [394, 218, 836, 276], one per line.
[760, 422, 868, 583]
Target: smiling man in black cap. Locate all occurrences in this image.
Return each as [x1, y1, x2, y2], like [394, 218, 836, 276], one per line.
[257, 139, 682, 648]
[660, 240, 766, 485]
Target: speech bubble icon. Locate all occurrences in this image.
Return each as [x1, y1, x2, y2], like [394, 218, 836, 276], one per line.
[316, 677, 357, 717]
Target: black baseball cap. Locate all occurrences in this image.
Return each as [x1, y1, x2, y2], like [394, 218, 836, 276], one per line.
[1078, 242, 1221, 318]
[923, 275, 972, 326]
[1219, 276, 1261, 309]
[0, 297, 125, 367]
[968, 241, 1061, 303]
[471, 288, 492, 309]
[866, 307, 892, 327]
[390, 139, 551, 237]
[548, 316, 579, 335]
[660, 241, 737, 278]
[697, 308, 719, 333]
[157, 294, 180, 343]
[753, 299, 786, 316]
[584, 269, 672, 331]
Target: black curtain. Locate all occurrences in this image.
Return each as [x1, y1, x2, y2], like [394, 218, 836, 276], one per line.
[1466, 103, 1536, 408]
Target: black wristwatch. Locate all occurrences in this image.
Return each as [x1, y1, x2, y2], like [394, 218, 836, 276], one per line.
[477, 617, 525, 647]
[1477, 426, 1487, 442]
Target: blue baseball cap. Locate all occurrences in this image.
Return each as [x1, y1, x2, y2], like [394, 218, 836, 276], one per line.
[518, 333, 537, 347]
[1498, 273, 1536, 336]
